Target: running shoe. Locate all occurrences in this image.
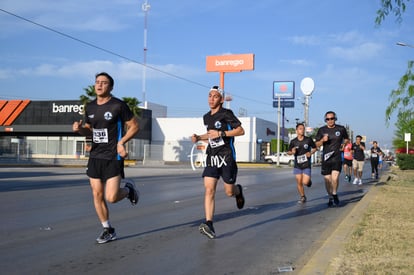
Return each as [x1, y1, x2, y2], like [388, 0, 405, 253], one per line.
[328, 198, 334, 207]
[371, 173, 375, 179]
[199, 222, 216, 239]
[333, 194, 340, 206]
[96, 227, 116, 244]
[345, 175, 349, 181]
[235, 184, 245, 209]
[358, 179, 363, 185]
[124, 179, 139, 205]
[298, 196, 307, 204]
[348, 176, 352, 183]
[353, 178, 358, 185]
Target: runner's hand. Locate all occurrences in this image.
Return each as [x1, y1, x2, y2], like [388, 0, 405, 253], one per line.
[72, 120, 82, 132]
[117, 143, 128, 158]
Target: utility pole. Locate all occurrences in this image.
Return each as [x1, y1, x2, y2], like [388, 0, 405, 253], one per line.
[142, 0, 150, 109]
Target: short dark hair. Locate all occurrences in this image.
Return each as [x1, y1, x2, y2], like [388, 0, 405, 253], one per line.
[324, 111, 337, 120]
[356, 135, 362, 139]
[95, 72, 114, 87]
[296, 123, 304, 129]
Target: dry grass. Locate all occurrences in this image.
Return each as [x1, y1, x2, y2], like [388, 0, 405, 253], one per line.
[328, 167, 414, 275]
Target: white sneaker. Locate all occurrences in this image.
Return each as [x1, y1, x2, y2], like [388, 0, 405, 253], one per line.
[358, 179, 362, 185]
[353, 178, 358, 185]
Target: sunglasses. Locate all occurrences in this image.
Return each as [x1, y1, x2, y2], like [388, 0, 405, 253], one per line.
[325, 117, 335, 121]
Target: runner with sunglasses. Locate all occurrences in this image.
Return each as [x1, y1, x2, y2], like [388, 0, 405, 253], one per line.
[315, 111, 349, 207]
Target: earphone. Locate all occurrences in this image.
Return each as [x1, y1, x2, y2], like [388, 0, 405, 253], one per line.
[324, 111, 337, 122]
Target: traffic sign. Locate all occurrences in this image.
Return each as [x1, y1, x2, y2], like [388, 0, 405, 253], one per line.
[273, 81, 295, 99]
[273, 100, 295, 108]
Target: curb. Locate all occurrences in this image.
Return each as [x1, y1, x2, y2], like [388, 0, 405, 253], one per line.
[297, 172, 390, 274]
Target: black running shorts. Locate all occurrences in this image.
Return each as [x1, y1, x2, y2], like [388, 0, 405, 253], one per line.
[321, 160, 342, 175]
[87, 158, 124, 181]
[202, 158, 238, 184]
[343, 159, 353, 166]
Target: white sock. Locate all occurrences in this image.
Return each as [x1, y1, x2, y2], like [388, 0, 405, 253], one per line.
[102, 220, 111, 228]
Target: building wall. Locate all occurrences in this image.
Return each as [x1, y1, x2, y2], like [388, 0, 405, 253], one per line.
[0, 99, 286, 163]
[0, 99, 152, 160]
[152, 117, 279, 162]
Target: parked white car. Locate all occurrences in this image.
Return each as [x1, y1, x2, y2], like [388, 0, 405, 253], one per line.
[264, 152, 294, 165]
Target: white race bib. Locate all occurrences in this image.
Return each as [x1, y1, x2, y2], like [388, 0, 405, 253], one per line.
[209, 137, 225, 148]
[93, 128, 108, 143]
[297, 154, 308, 164]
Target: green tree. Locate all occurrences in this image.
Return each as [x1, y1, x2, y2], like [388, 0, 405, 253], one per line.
[392, 111, 414, 149]
[385, 61, 414, 124]
[376, 0, 414, 150]
[80, 85, 96, 107]
[375, 0, 411, 25]
[122, 97, 142, 117]
[80, 85, 142, 118]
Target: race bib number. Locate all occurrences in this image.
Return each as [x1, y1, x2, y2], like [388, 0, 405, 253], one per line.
[371, 153, 377, 158]
[297, 154, 308, 164]
[209, 137, 225, 148]
[93, 128, 109, 143]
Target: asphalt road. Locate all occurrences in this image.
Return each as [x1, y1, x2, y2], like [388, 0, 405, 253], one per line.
[0, 164, 376, 274]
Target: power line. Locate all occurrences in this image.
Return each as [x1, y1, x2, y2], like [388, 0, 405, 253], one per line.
[0, 8, 209, 89]
[0, 8, 271, 106]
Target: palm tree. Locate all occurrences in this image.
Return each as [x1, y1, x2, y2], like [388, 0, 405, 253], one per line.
[80, 85, 96, 107]
[80, 85, 142, 118]
[122, 97, 142, 118]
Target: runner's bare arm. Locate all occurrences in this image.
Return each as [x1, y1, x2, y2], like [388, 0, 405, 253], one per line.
[221, 125, 244, 137]
[191, 133, 208, 143]
[118, 117, 139, 145]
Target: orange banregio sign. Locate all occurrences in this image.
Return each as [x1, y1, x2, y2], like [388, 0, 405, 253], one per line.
[206, 53, 254, 72]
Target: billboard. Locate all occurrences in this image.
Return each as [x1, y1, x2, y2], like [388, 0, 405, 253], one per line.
[206, 53, 254, 72]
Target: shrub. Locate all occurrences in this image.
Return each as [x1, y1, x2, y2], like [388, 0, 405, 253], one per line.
[396, 154, 414, 170]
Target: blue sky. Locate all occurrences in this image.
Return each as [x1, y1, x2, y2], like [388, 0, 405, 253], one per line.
[1, 0, 414, 150]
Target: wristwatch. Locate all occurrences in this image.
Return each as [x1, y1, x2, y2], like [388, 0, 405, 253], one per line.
[221, 131, 226, 137]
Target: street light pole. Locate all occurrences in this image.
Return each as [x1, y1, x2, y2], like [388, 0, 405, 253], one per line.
[300, 77, 315, 131]
[396, 41, 414, 48]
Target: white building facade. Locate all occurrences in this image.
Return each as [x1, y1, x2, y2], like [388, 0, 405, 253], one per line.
[151, 117, 279, 163]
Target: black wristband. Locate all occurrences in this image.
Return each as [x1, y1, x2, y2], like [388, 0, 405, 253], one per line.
[221, 131, 226, 137]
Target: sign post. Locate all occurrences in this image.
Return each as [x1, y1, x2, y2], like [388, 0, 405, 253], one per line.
[405, 133, 411, 154]
[273, 81, 295, 166]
